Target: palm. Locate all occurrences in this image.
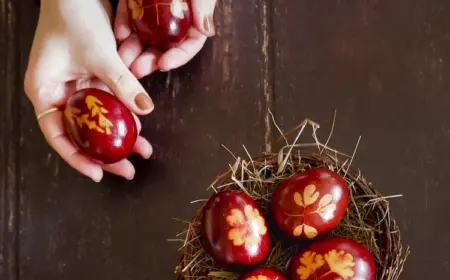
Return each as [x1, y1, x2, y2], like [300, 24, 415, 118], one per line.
[25, 0, 153, 182]
[114, 0, 216, 77]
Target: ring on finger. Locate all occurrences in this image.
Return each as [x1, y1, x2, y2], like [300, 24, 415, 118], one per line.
[36, 107, 60, 121]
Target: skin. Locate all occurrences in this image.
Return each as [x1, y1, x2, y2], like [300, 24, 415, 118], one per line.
[24, 0, 217, 182]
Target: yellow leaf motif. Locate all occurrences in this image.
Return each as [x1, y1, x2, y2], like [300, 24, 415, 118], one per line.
[98, 115, 113, 135]
[246, 276, 268, 280]
[170, 0, 188, 19]
[324, 250, 356, 279]
[291, 184, 338, 239]
[85, 95, 113, 135]
[64, 106, 105, 134]
[293, 192, 305, 207]
[228, 228, 245, 246]
[313, 194, 337, 221]
[227, 209, 245, 226]
[292, 224, 318, 239]
[244, 205, 267, 236]
[86, 95, 102, 110]
[296, 251, 325, 280]
[294, 184, 319, 208]
[226, 205, 267, 251]
[128, 0, 144, 20]
[64, 96, 114, 135]
[64, 107, 81, 125]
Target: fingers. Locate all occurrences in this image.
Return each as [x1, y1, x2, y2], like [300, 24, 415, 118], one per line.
[38, 110, 104, 182]
[130, 49, 160, 78]
[191, 0, 217, 37]
[38, 109, 151, 181]
[118, 34, 144, 68]
[114, 0, 133, 41]
[118, 34, 159, 78]
[131, 114, 153, 159]
[103, 159, 136, 180]
[158, 28, 207, 71]
[94, 55, 154, 115]
[133, 136, 153, 159]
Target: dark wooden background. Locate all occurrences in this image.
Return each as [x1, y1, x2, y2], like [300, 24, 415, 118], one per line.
[2, 0, 450, 279]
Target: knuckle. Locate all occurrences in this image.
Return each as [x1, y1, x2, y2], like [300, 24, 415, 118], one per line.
[23, 70, 35, 98]
[112, 71, 137, 95]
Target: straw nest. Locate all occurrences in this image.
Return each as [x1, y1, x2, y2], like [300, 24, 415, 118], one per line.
[172, 118, 410, 280]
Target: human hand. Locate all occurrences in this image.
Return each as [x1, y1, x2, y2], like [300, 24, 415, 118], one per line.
[24, 0, 154, 182]
[114, 0, 217, 77]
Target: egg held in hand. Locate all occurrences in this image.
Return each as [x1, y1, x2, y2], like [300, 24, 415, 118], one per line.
[289, 237, 376, 280]
[63, 88, 137, 164]
[270, 168, 350, 240]
[201, 191, 271, 268]
[239, 267, 287, 280]
[127, 0, 192, 51]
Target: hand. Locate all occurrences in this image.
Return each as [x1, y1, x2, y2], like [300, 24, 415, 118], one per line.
[24, 0, 154, 182]
[114, 0, 217, 77]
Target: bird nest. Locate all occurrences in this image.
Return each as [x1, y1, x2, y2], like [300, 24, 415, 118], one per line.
[172, 118, 410, 279]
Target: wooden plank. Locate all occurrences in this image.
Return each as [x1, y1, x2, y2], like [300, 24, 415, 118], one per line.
[17, 0, 271, 279]
[0, 0, 20, 280]
[272, 0, 450, 278]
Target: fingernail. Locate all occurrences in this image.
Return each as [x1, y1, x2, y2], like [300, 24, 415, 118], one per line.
[203, 15, 215, 36]
[135, 93, 154, 111]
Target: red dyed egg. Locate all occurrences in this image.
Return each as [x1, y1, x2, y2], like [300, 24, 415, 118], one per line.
[270, 168, 349, 240]
[239, 267, 287, 280]
[290, 237, 376, 280]
[63, 88, 137, 164]
[201, 191, 270, 268]
[127, 0, 192, 50]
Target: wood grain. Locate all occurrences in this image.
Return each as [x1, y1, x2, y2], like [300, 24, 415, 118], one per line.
[4, 0, 450, 278]
[272, 0, 450, 278]
[0, 0, 20, 279]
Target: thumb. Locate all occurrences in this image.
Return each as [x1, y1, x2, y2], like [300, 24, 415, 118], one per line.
[191, 0, 217, 37]
[94, 55, 154, 115]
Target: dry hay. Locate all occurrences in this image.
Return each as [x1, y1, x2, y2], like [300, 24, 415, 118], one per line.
[171, 117, 410, 280]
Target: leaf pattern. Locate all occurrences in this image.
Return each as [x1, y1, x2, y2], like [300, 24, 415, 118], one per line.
[227, 209, 245, 226]
[63, 96, 114, 135]
[226, 205, 267, 251]
[292, 224, 318, 239]
[291, 184, 338, 239]
[85, 96, 113, 135]
[303, 184, 320, 206]
[324, 250, 356, 279]
[170, 0, 188, 19]
[246, 276, 268, 280]
[128, 0, 144, 20]
[296, 251, 325, 280]
[294, 184, 319, 208]
[296, 249, 356, 280]
[293, 192, 305, 207]
[314, 194, 337, 220]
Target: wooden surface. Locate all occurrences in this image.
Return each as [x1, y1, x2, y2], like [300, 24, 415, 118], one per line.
[2, 0, 450, 279]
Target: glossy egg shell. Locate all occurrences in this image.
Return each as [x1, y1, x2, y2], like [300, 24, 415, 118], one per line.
[270, 168, 349, 240]
[63, 88, 138, 164]
[127, 0, 192, 50]
[201, 191, 271, 268]
[290, 237, 376, 280]
[239, 267, 287, 280]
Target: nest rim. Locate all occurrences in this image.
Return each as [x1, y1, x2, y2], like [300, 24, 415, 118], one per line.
[174, 120, 410, 280]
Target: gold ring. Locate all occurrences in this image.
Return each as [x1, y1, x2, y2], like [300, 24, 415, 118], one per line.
[36, 108, 60, 121]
